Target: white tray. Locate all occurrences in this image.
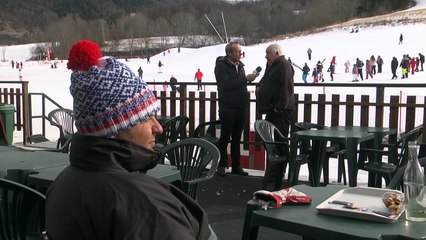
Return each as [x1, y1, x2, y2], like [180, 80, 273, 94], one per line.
[316, 187, 404, 223]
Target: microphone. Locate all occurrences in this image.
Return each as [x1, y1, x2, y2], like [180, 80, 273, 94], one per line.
[252, 66, 262, 77]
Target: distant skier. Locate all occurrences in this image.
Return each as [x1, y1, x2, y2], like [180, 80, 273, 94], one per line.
[312, 68, 318, 84]
[399, 34, 403, 45]
[400, 55, 409, 79]
[377, 56, 384, 73]
[302, 63, 310, 83]
[418, 53, 425, 71]
[370, 55, 376, 74]
[169, 75, 178, 92]
[356, 58, 364, 80]
[307, 48, 312, 60]
[352, 64, 359, 82]
[194, 68, 203, 91]
[344, 60, 350, 73]
[410, 57, 417, 75]
[365, 59, 373, 79]
[158, 60, 164, 73]
[328, 56, 336, 81]
[137, 66, 143, 79]
[316, 60, 324, 82]
[391, 57, 398, 79]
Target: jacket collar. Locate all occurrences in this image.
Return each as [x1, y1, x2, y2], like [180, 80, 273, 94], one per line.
[69, 134, 160, 173]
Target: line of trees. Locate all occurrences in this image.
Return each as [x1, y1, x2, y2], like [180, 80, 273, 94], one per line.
[23, 0, 413, 59]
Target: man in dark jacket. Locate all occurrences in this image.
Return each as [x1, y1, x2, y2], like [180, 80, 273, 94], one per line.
[256, 43, 295, 145]
[391, 57, 398, 79]
[356, 58, 364, 80]
[214, 41, 257, 176]
[256, 43, 295, 183]
[419, 53, 425, 71]
[46, 40, 215, 240]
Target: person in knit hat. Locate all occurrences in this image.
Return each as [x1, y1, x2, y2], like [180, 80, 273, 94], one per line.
[46, 40, 215, 240]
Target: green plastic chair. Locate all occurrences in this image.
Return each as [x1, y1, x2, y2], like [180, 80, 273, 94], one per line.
[255, 120, 312, 190]
[0, 178, 46, 240]
[159, 138, 220, 200]
[47, 108, 74, 152]
[360, 125, 423, 187]
[155, 115, 189, 151]
[193, 120, 221, 148]
[387, 157, 426, 190]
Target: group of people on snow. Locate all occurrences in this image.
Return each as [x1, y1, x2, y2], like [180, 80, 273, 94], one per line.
[297, 51, 424, 83]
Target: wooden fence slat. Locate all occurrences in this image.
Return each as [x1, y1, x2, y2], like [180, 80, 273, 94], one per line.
[360, 95, 370, 126]
[303, 94, 312, 123]
[317, 94, 326, 125]
[331, 94, 340, 126]
[346, 95, 354, 126]
[188, 92, 196, 137]
[405, 96, 417, 132]
[375, 86, 385, 127]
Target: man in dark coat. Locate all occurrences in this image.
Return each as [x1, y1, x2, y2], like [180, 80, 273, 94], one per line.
[169, 75, 179, 93]
[302, 63, 310, 83]
[46, 40, 215, 240]
[307, 48, 312, 60]
[356, 58, 364, 80]
[400, 54, 409, 79]
[137, 66, 143, 79]
[377, 55, 384, 73]
[316, 60, 324, 82]
[256, 43, 295, 184]
[214, 41, 258, 176]
[256, 43, 295, 148]
[419, 53, 425, 71]
[391, 56, 398, 79]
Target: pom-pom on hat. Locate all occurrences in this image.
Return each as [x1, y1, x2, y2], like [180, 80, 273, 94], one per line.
[67, 40, 103, 71]
[68, 40, 160, 137]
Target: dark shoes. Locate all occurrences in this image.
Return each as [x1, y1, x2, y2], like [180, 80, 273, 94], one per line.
[231, 166, 249, 176]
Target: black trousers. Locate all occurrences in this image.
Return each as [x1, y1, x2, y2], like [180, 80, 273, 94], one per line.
[197, 80, 202, 90]
[218, 107, 247, 168]
[357, 68, 364, 80]
[391, 68, 398, 79]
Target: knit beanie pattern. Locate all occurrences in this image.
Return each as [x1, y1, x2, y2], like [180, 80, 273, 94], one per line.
[70, 57, 160, 137]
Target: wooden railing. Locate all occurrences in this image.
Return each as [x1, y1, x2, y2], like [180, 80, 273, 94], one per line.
[1, 81, 425, 150]
[150, 82, 426, 147]
[0, 81, 29, 144]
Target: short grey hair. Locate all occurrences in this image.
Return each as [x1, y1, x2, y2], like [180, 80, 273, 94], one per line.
[267, 43, 283, 56]
[225, 41, 240, 55]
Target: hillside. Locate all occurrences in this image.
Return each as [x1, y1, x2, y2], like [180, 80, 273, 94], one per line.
[0, 0, 155, 43]
[0, 0, 415, 46]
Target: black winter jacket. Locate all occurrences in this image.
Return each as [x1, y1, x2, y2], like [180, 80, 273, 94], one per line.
[256, 56, 295, 114]
[46, 134, 211, 240]
[214, 56, 248, 109]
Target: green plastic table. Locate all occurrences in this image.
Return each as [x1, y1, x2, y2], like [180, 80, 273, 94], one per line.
[289, 128, 375, 187]
[330, 126, 397, 187]
[242, 185, 426, 240]
[0, 149, 69, 180]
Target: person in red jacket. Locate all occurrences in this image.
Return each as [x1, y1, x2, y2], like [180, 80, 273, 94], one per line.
[410, 58, 417, 75]
[194, 68, 204, 91]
